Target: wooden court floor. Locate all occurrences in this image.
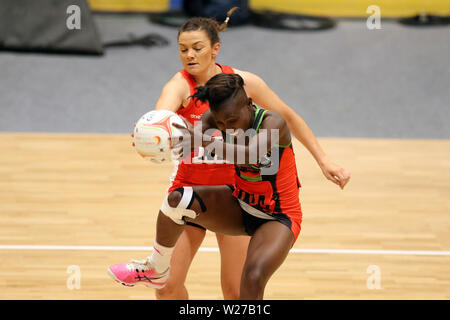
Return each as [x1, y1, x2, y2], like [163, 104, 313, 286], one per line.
[0, 133, 449, 299]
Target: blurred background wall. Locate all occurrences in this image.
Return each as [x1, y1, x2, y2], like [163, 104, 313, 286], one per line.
[1, 0, 449, 138]
[87, 0, 450, 17]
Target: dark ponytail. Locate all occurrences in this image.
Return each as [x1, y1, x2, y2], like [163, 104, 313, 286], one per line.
[192, 73, 246, 111]
[193, 86, 210, 102]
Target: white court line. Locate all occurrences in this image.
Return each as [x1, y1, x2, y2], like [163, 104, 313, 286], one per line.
[0, 245, 450, 256]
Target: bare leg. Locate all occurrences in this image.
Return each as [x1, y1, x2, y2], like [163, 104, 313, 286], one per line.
[240, 221, 294, 300]
[155, 225, 206, 300]
[155, 210, 185, 247]
[154, 185, 293, 300]
[216, 233, 250, 300]
[108, 186, 245, 290]
[156, 185, 247, 248]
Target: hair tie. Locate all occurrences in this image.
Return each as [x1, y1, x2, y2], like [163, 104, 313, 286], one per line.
[224, 16, 230, 24]
[195, 86, 209, 101]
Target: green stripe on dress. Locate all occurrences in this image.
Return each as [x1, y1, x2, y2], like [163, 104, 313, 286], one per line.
[254, 108, 267, 132]
[275, 141, 292, 148]
[239, 173, 262, 182]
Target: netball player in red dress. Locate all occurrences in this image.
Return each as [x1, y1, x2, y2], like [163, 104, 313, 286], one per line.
[108, 9, 350, 299]
[110, 73, 350, 299]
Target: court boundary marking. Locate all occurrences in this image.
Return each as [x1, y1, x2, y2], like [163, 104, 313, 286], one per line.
[1, 245, 450, 256]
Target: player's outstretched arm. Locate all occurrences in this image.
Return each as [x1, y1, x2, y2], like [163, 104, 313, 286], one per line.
[236, 70, 351, 189]
[154, 74, 188, 113]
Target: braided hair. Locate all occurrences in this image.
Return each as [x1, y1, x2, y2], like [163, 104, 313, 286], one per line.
[192, 73, 246, 112]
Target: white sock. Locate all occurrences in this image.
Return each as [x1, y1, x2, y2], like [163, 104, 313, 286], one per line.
[148, 241, 174, 273]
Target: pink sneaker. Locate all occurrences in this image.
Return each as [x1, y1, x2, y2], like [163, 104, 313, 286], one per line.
[107, 257, 169, 289]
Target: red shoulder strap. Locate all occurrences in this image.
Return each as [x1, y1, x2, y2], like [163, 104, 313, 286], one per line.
[217, 63, 234, 74]
[179, 69, 197, 97]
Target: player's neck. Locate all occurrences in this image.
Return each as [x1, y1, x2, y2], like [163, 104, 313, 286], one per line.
[193, 62, 221, 86]
[248, 105, 256, 129]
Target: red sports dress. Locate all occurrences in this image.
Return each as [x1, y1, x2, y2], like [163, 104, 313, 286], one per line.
[167, 63, 235, 193]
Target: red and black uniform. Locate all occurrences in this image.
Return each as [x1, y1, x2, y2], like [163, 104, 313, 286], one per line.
[229, 106, 303, 243]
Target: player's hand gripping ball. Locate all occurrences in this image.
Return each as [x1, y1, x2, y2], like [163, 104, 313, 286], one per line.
[133, 110, 186, 164]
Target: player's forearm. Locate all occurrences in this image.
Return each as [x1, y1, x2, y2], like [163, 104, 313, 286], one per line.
[286, 112, 328, 166]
